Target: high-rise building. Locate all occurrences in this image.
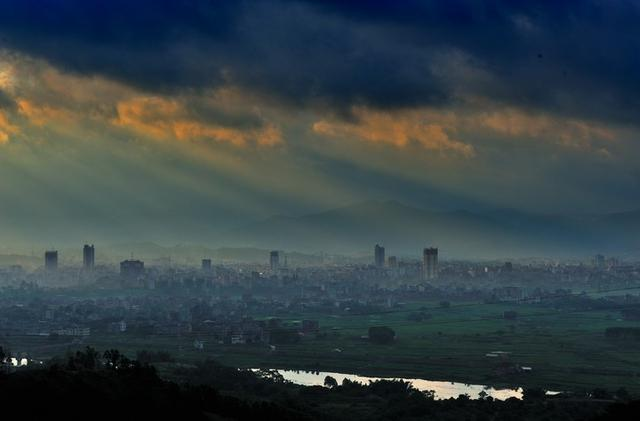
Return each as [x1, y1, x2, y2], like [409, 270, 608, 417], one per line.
[120, 259, 144, 279]
[388, 256, 398, 268]
[374, 244, 385, 267]
[594, 254, 605, 269]
[83, 244, 95, 270]
[423, 247, 438, 280]
[270, 251, 280, 270]
[45, 250, 58, 271]
[202, 258, 212, 271]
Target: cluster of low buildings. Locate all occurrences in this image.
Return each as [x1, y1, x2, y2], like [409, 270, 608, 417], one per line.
[0, 244, 638, 352]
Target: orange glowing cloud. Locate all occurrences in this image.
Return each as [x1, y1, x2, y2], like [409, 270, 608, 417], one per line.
[1, 52, 618, 159]
[17, 99, 77, 127]
[1, 55, 283, 149]
[113, 96, 283, 147]
[0, 111, 19, 144]
[0, 66, 14, 91]
[313, 107, 474, 157]
[472, 108, 615, 147]
[112, 97, 180, 140]
[313, 104, 617, 158]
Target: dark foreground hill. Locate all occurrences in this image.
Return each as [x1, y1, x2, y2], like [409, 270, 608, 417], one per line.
[0, 347, 638, 420]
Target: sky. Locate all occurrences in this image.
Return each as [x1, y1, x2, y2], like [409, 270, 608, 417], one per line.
[0, 0, 639, 245]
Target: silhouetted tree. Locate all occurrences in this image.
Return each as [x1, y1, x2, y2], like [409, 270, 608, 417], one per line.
[103, 349, 121, 369]
[324, 375, 338, 388]
[73, 346, 100, 370]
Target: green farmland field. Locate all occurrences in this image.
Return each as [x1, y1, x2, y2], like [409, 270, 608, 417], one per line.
[4, 300, 640, 394]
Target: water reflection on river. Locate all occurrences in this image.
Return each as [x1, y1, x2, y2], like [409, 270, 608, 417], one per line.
[259, 369, 523, 400]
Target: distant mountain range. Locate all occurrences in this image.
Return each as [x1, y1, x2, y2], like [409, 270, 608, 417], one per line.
[3, 200, 639, 266]
[218, 200, 640, 259]
[99, 243, 326, 266]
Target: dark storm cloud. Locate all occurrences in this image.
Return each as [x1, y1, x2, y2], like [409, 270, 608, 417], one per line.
[308, 0, 640, 123]
[0, 0, 238, 91]
[0, 0, 639, 123]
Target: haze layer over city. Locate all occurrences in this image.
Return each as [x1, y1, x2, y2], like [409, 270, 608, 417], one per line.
[1, 1, 639, 420]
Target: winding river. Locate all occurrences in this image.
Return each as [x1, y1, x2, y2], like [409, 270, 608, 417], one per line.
[257, 369, 544, 400]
